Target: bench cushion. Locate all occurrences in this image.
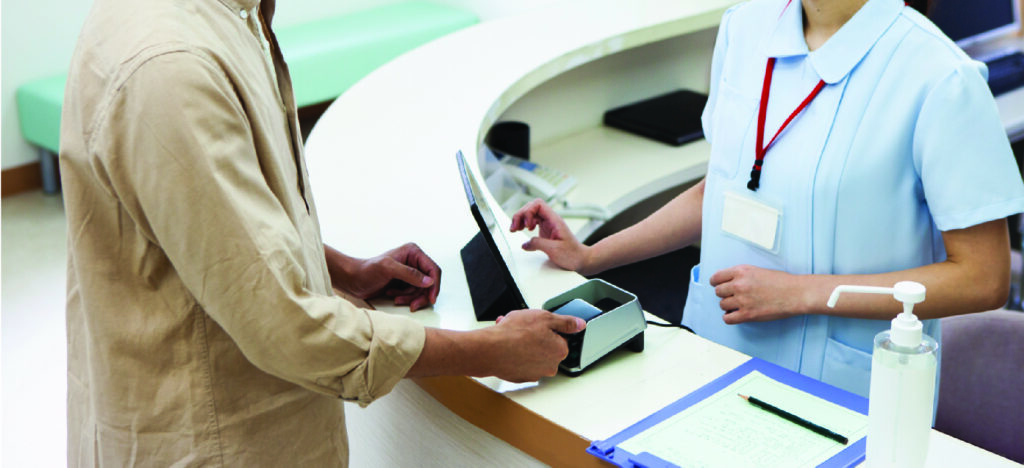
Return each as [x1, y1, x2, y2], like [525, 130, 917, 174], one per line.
[16, 74, 66, 154]
[15, 1, 478, 155]
[277, 1, 478, 108]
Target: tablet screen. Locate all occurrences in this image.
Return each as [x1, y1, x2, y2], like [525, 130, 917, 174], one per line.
[456, 150, 528, 314]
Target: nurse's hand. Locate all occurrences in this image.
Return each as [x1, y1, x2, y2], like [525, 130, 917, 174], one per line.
[709, 265, 806, 324]
[510, 199, 589, 272]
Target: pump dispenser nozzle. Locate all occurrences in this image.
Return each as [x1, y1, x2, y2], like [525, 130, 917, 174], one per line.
[827, 281, 926, 347]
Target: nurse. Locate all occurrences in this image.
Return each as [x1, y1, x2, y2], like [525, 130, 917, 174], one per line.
[510, 0, 1024, 396]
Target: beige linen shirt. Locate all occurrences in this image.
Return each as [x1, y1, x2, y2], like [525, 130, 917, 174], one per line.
[60, 0, 426, 465]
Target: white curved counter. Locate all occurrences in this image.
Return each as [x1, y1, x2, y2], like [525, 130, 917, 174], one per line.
[304, 1, 1019, 465]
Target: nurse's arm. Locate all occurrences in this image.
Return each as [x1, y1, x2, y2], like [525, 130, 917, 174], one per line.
[806, 218, 1010, 320]
[713, 219, 1010, 323]
[579, 178, 706, 276]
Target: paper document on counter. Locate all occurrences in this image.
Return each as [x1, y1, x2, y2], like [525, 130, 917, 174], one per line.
[617, 370, 868, 467]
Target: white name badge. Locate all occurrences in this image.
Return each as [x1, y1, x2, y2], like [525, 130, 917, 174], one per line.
[721, 190, 782, 252]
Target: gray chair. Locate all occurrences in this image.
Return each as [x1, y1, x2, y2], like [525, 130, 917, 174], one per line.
[934, 310, 1024, 463]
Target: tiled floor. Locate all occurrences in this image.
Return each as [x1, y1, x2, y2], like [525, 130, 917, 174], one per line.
[2, 190, 69, 468]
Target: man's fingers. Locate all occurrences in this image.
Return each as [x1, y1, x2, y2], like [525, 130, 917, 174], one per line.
[409, 296, 430, 312]
[385, 285, 417, 297]
[549, 314, 587, 335]
[400, 244, 441, 303]
[394, 290, 431, 308]
[384, 258, 432, 288]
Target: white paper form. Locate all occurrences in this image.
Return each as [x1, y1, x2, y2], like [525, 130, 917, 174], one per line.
[617, 371, 868, 467]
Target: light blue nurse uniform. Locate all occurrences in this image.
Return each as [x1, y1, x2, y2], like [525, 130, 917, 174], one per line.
[684, 0, 1024, 397]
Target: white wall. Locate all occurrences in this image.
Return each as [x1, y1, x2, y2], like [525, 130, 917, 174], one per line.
[1, 0, 92, 170]
[0, 0, 554, 171]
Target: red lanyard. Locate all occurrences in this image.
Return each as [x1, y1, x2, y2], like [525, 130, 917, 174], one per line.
[747, 58, 826, 191]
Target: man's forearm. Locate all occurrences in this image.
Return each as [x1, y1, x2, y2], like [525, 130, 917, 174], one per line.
[406, 328, 494, 378]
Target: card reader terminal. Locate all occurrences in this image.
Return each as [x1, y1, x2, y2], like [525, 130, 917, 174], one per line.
[551, 299, 602, 372]
[548, 287, 644, 376]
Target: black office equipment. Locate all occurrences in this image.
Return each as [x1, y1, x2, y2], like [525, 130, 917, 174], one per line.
[457, 151, 528, 321]
[985, 51, 1024, 96]
[603, 89, 708, 146]
[485, 121, 531, 160]
[928, 0, 1024, 96]
[928, 0, 1018, 47]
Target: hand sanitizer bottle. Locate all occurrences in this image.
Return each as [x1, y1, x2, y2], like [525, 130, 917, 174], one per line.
[827, 281, 937, 468]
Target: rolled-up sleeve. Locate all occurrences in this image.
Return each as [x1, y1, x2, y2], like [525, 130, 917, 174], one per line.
[92, 50, 424, 404]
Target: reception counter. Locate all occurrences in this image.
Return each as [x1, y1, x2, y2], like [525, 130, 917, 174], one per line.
[303, 0, 1019, 465]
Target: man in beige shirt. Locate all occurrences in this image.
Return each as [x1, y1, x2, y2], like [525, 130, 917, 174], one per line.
[60, 0, 585, 465]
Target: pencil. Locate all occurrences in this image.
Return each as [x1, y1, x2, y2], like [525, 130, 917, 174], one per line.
[738, 394, 849, 445]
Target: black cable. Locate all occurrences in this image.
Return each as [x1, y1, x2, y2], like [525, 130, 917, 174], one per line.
[646, 320, 694, 334]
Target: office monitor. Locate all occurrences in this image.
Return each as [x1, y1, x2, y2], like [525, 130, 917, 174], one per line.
[928, 0, 1020, 49]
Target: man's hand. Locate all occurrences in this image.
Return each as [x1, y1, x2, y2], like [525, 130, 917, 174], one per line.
[407, 309, 586, 382]
[326, 243, 441, 312]
[510, 199, 589, 272]
[709, 265, 807, 324]
[484, 309, 586, 382]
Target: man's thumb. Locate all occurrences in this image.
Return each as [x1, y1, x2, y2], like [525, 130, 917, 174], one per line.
[387, 259, 431, 286]
[550, 315, 586, 334]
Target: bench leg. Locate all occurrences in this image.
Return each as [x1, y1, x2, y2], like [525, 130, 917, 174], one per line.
[39, 148, 59, 194]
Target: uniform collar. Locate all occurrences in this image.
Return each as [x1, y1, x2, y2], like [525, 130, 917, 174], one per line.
[764, 0, 904, 84]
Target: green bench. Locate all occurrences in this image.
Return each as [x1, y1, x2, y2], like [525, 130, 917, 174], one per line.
[15, 1, 477, 193]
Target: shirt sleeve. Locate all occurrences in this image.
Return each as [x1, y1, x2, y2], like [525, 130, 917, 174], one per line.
[701, 5, 738, 141]
[914, 60, 1024, 231]
[91, 50, 425, 404]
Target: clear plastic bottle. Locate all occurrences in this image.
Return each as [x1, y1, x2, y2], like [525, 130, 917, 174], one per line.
[827, 281, 937, 468]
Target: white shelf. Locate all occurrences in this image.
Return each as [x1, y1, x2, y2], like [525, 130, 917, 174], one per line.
[529, 125, 710, 238]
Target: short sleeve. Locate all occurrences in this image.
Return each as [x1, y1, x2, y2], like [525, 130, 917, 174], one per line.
[93, 51, 425, 404]
[701, 5, 739, 142]
[914, 60, 1024, 231]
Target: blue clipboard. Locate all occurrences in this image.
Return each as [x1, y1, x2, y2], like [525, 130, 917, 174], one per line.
[587, 357, 869, 468]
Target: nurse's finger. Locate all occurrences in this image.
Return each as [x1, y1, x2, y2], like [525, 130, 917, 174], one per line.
[722, 309, 750, 325]
[714, 282, 735, 299]
[511, 199, 546, 231]
[718, 296, 740, 312]
[708, 267, 738, 287]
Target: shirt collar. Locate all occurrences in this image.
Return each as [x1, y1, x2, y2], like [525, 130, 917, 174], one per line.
[216, 0, 263, 18]
[764, 0, 904, 84]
